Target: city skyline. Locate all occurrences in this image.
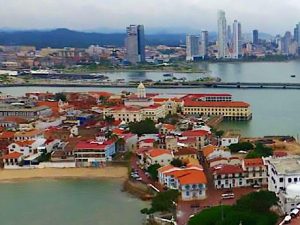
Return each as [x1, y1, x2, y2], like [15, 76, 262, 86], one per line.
[2, 0, 300, 34]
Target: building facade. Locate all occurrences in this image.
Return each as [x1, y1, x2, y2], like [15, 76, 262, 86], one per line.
[125, 25, 145, 64]
[186, 35, 200, 61]
[217, 10, 228, 59]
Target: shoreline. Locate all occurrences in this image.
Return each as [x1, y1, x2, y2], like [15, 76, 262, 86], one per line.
[0, 167, 128, 183]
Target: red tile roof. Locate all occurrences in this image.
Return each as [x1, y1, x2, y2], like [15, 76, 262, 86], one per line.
[0, 131, 15, 139]
[178, 170, 207, 185]
[174, 147, 197, 156]
[14, 140, 35, 147]
[147, 148, 172, 158]
[76, 141, 113, 151]
[182, 130, 209, 137]
[243, 158, 264, 167]
[213, 165, 243, 175]
[2, 152, 23, 159]
[184, 100, 250, 108]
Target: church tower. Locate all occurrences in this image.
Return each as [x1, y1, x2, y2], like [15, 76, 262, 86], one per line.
[137, 82, 146, 98]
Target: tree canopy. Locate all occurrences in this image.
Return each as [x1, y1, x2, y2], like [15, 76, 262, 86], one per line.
[188, 191, 278, 225]
[147, 163, 161, 180]
[129, 118, 158, 136]
[54, 92, 67, 102]
[141, 189, 179, 214]
[228, 142, 254, 153]
[245, 143, 273, 159]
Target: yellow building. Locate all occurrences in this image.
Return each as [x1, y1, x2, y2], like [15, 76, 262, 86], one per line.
[183, 101, 252, 120]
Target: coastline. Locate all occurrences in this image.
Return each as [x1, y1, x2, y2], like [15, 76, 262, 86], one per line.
[0, 167, 128, 182]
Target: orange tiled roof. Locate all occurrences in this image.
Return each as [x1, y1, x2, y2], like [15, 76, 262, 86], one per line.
[178, 170, 207, 185]
[181, 130, 209, 137]
[1, 116, 28, 124]
[147, 148, 172, 158]
[162, 124, 176, 130]
[14, 129, 42, 137]
[243, 158, 264, 167]
[202, 145, 217, 157]
[158, 165, 175, 173]
[2, 152, 23, 159]
[174, 147, 197, 156]
[0, 131, 15, 139]
[14, 140, 35, 147]
[213, 165, 243, 175]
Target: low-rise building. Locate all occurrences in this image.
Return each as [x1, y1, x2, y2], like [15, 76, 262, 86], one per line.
[144, 148, 173, 168]
[242, 158, 267, 186]
[265, 156, 300, 194]
[158, 165, 207, 201]
[183, 101, 252, 121]
[212, 164, 245, 189]
[2, 152, 23, 167]
[74, 140, 116, 167]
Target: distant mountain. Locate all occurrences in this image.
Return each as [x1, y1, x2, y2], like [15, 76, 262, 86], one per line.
[0, 28, 191, 49]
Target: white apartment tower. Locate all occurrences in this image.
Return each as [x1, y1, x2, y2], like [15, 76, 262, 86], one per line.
[217, 10, 228, 59]
[232, 20, 242, 59]
[186, 35, 200, 61]
[200, 31, 209, 59]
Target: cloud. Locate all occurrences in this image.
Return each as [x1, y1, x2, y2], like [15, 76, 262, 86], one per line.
[0, 0, 300, 34]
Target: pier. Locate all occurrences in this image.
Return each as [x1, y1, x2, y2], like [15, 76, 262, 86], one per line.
[1, 82, 300, 89]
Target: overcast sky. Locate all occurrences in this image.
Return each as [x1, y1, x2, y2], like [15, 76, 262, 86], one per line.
[1, 0, 300, 34]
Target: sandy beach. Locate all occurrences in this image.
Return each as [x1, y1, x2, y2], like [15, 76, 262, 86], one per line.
[0, 167, 128, 182]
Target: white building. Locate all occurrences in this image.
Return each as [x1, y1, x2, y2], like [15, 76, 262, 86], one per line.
[186, 35, 200, 61]
[232, 20, 242, 59]
[242, 158, 267, 186]
[221, 136, 239, 147]
[265, 156, 300, 194]
[217, 10, 228, 59]
[158, 165, 207, 201]
[200, 31, 209, 59]
[213, 164, 246, 189]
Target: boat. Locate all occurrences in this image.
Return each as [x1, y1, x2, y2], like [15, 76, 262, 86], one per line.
[291, 75, 296, 78]
[163, 73, 173, 77]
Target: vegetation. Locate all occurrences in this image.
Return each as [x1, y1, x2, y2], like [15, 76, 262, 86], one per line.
[54, 92, 67, 102]
[170, 158, 186, 168]
[129, 119, 158, 136]
[211, 128, 225, 137]
[141, 190, 179, 214]
[188, 191, 278, 225]
[246, 143, 273, 159]
[147, 164, 161, 180]
[228, 142, 254, 153]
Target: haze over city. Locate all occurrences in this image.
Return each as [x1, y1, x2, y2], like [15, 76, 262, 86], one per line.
[1, 0, 300, 34]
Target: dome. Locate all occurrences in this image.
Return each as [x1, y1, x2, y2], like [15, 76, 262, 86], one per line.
[286, 184, 300, 198]
[137, 82, 145, 89]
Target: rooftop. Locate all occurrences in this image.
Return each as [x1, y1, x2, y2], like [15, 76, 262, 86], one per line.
[267, 156, 300, 175]
[184, 100, 250, 108]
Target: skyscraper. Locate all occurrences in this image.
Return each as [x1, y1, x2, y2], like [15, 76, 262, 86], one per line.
[282, 31, 292, 55]
[232, 20, 242, 59]
[200, 31, 209, 59]
[186, 35, 200, 61]
[294, 23, 300, 47]
[125, 25, 145, 64]
[217, 10, 228, 59]
[253, 30, 259, 45]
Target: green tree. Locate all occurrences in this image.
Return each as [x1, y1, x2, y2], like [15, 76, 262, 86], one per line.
[129, 118, 158, 136]
[54, 92, 67, 102]
[229, 142, 254, 153]
[147, 163, 161, 180]
[246, 143, 273, 159]
[170, 158, 186, 167]
[104, 115, 115, 124]
[150, 190, 179, 213]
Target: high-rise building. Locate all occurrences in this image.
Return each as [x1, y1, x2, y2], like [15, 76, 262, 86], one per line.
[282, 31, 292, 55]
[186, 35, 200, 61]
[125, 25, 145, 64]
[253, 30, 259, 45]
[293, 23, 300, 47]
[217, 10, 228, 59]
[200, 31, 209, 59]
[227, 25, 232, 48]
[232, 20, 242, 59]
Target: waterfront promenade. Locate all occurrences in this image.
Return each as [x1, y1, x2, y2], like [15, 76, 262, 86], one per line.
[2, 82, 300, 89]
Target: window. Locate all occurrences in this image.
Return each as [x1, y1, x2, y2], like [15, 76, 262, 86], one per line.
[288, 178, 292, 183]
[294, 178, 298, 182]
[186, 191, 190, 196]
